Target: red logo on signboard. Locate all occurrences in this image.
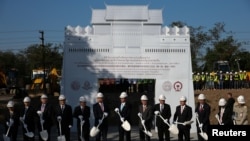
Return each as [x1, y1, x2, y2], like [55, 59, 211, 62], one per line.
[173, 81, 182, 91]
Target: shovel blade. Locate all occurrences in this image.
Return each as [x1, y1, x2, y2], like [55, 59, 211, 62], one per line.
[40, 130, 48, 141]
[90, 126, 100, 137]
[143, 130, 152, 137]
[168, 124, 179, 135]
[122, 120, 131, 131]
[57, 135, 66, 141]
[25, 132, 34, 138]
[3, 135, 10, 141]
[200, 132, 208, 140]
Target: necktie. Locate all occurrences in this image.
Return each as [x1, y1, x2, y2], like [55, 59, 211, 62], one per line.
[160, 105, 163, 112]
[199, 105, 203, 112]
[41, 104, 45, 112]
[81, 107, 84, 113]
[181, 106, 184, 114]
[61, 105, 64, 113]
[120, 103, 124, 111]
[100, 103, 104, 112]
[143, 105, 146, 112]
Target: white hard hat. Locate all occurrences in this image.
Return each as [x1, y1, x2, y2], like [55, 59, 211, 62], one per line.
[7, 100, 14, 108]
[237, 95, 245, 104]
[41, 94, 48, 99]
[97, 92, 104, 98]
[159, 94, 166, 100]
[198, 93, 206, 100]
[58, 95, 66, 100]
[119, 92, 127, 98]
[180, 96, 187, 101]
[23, 96, 31, 103]
[218, 98, 226, 106]
[79, 96, 86, 102]
[140, 95, 148, 100]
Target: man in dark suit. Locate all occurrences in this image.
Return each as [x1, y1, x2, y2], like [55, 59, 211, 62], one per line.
[173, 96, 193, 141]
[154, 94, 171, 141]
[138, 94, 153, 141]
[20, 96, 36, 141]
[73, 96, 90, 141]
[216, 98, 234, 125]
[55, 95, 73, 141]
[195, 94, 210, 141]
[115, 92, 132, 141]
[4, 100, 19, 141]
[36, 94, 54, 141]
[93, 92, 110, 141]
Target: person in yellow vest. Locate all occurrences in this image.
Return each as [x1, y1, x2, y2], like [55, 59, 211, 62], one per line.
[239, 70, 244, 89]
[229, 72, 234, 89]
[213, 72, 218, 90]
[205, 72, 210, 90]
[195, 73, 201, 91]
[200, 72, 206, 91]
[233, 72, 239, 89]
[242, 70, 248, 88]
[233, 95, 248, 125]
[208, 72, 214, 90]
[224, 72, 230, 89]
[218, 71, 224, 90]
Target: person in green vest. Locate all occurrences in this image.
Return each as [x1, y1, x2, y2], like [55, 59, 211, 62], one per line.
[233, 72, 239, 89]
[224, 72, 230, 89]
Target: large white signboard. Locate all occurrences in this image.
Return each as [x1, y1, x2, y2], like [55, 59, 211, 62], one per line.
[62, 5, 196, 133]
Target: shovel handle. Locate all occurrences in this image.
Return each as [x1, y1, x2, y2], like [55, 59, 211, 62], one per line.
[157, 114, 170, 126]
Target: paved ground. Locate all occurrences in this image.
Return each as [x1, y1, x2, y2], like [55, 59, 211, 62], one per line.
[0, 125, 198, 141]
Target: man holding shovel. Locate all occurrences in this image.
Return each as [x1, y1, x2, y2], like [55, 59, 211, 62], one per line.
[138, 94, 153, 141]
[73, 96, 91, 141]
[3, 100, 19, 141]
[153, 94, 171, 141]
[115, 92, 132, 141]
[195, 94, 210, 141]
[36, 94, 54, 141]
[20, 96, 36, 141]
[173, 96, 193, 141]
[93, 92, 110, 141]
[55, 95, 73, 141]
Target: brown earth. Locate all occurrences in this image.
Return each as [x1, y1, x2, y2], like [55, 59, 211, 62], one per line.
[194, 89, 250, 125]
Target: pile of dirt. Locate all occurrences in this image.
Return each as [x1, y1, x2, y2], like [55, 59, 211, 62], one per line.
[194, 89, 250, 125]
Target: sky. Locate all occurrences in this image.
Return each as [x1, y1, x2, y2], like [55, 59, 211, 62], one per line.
[0, 0, 250, 52]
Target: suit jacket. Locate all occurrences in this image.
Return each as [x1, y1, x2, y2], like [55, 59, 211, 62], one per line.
[217, 106, 233, 125]
[93, 102, 110, 128]
[138, 104, 153, 130]
[154, 103, 171, 127]
[54, 104, 73, 129]
[73, 105, 90, 128]
[36, 103, 54, 130]
[195, 103, 210, 127]
[117, 102, 132, 124]
[20, 106, 36, 132]
[173, 105, 192, 128]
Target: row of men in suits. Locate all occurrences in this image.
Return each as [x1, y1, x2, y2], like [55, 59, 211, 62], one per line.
[4, 92, 211, 141]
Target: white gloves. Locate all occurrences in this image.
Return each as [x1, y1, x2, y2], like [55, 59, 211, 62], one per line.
[154, 111, 160, 115]
[57, 116, 62, 120]
[163, 119, 168, 124]
[78, 115, 83, 120]
[138, 113, 142, 117]
[199, 123, 203, 128]
[68, 125, 72, 128]
[120, 117, 124, 122]
[37, 110, 42, 115]
[114, 108, 119, 113]
[98, 119, 102, 124]
[141, 120, 145, 125]
[215, 114, 219, 119]
[104, 112, 108, 117]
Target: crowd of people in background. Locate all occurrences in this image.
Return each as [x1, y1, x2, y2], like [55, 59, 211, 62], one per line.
[193, 70, 250, 90]
[2, 91, 249, 141]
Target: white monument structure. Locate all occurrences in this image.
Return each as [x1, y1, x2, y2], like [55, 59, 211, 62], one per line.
[62, 5, 196, 133]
